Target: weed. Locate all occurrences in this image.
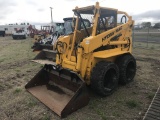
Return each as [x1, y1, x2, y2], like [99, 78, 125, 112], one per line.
[88, 98, 102, 109]
[0, 59, 5, 63]
[96, 109, 107, 120]
[40, 65, 44, 68]
[27, 98, 37, 107]
[101, 115, 108, 120]
[14, 88, 22, 94]
[112, 112, 120, 117]
[132, 91, 137, 95]
[42, 114, 50, 120]
[147, 93, 155, 100]
[150, 46, 154, 49]
[15, 69, 21, 72]
[32, 64, 37, 66]
[0, 84, 5, 91]
[126, 100, 139, 109]
[117, 99, 123, 104]
[89, 100, 97, 109]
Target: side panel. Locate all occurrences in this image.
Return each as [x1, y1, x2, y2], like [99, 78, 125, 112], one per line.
[84, 49, 131, 85]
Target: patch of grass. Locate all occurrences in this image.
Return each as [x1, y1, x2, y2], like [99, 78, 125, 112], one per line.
[15, 69, 21, 72]
[42, 114, 50, 120]
[14, 87, 22, 94]
[67, 118, 77, 120]
[147, 93, 155, 100]
[32, 64, 37, 66]
[88, 100, 97, 109]
[27, 98, 37, 107]
[152, 88, 158, 92]
[150, 46, 155, 49]
[112, 112, 120, 117]
[40, 65, 44, 68]
[117, 99, 123, 104]
[126, 100, 139, 109]
[132, 91, 137, 95]
[0, 58, 6, 63]
[0, 84, 5, 90]
[101, 115, 108, 120]
[88, 98, 102, 109]
[96, 109, 108, 120]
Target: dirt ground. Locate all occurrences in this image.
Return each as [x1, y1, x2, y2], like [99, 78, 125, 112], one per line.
[0, 36, 160, 120]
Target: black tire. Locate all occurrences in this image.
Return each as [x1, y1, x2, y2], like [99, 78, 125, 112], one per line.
[91, 61, 119, 97]
[116, 53, 136, 84]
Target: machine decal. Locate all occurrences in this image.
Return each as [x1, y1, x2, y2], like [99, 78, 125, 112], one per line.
[102, 26, 122, 41]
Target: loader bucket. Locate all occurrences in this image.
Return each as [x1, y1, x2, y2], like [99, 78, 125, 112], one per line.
[25, 67, 89, 118]
[31, 49, 57, 65]
[32, 43, 53, 52]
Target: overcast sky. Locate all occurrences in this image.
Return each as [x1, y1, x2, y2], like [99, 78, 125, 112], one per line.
[0, 0, 160, 25]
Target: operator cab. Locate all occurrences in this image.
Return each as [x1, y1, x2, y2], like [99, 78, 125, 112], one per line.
[73, 5, 118, 35]
[63, 17, 91, 35]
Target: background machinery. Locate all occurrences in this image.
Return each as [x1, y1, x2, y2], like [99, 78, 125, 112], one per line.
[12, 28, 28, 39]
[31, 22, 64, 51]
[25, 2, 136, 118]
[31, 17, 91, 52]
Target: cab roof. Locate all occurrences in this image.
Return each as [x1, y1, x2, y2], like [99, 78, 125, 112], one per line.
[72, 5, 118, 16]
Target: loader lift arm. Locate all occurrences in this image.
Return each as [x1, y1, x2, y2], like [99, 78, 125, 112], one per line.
[80, 20, 134, 54]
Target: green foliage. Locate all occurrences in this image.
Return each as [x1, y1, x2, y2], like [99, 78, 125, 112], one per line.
[27, 98, 37, 107]
[42, 114, 50, 120]
[14, 88, 22, 93]
[150, 46, 155, 49]
[96, 109, 108, 120]
[126, 100, 139, 109]
[112, 112, 120, 117]
[147, 93, 155, 100]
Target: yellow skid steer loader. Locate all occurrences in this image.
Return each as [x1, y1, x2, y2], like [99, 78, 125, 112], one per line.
[26, 2, 136, 118]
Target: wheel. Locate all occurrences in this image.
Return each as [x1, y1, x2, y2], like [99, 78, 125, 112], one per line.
[116, 53, 136, 84]
[91, 61, 119, 97]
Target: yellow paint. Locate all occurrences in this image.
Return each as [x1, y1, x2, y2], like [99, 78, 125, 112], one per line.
[53, 2, 134, 85]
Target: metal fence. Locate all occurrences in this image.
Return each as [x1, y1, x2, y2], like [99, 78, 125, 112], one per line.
[132, 27, 160, 50]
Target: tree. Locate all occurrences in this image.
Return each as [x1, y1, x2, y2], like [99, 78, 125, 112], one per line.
[141, 22, 151, 28]
[153, 23, 160, 28]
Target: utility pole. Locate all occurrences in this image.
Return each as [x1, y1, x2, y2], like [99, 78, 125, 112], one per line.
[49, 7, 56, 34]
[50, 7, 53, 24]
